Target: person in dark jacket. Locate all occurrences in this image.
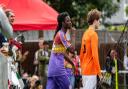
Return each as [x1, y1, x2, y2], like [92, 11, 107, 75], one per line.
[105, 49, 122, 89]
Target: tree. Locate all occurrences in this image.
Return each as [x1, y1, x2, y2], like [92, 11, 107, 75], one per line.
[125, 5, 128, 16]
[44, 0, 120, 28]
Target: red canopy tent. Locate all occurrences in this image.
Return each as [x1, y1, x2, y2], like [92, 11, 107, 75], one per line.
[0, 0, 58, 31]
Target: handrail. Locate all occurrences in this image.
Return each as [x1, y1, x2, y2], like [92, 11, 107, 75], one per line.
[101, 70, 128, 74]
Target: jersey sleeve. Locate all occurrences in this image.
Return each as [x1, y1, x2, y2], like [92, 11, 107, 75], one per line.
[59, 31, 71, 49]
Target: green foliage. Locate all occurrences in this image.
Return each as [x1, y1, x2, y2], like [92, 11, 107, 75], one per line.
[125, 5, 128, 16]
[108, 25, 128, 31]
[45, 0, 120, 29]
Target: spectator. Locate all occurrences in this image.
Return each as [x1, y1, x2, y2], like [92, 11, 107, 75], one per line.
[73, 51, 82, 89]
[0, 5, 13, 89]
[33, 38, 49, 89]
[105, 49, 122, 89]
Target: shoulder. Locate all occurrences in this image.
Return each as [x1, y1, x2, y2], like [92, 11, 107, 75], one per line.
[58, 30, 65, 36]
[90, 31, 98, 41]
[0, 8, 3, 14]
[35, 50, 40, 54]
[55, 30, 63, 38]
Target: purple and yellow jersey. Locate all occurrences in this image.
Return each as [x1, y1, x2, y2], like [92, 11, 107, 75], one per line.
[52, 30, 71, 53]
[48, 30, 71, 77]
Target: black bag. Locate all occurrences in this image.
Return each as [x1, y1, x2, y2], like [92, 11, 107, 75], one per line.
[102, 72, 112, 86]
[97, 72, 112, 89]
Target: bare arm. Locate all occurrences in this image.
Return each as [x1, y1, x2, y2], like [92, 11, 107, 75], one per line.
[59, 31, 74, 67]
[0, 8, 13, 39]
[64, 52, 74, 67]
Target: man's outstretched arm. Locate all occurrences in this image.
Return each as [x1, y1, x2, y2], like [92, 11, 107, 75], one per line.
[0, 8, 13, 39]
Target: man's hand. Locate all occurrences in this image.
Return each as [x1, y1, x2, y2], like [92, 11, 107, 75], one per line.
[98, 73, 103, 81]
[34, 60, 39, 65]
[24, 51, 29, 56]
[0, 46, 9, 56]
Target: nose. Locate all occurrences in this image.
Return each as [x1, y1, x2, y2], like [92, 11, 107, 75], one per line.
[69, 21, 72, 25]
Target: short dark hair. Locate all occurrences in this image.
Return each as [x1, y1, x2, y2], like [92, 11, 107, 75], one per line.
[5, 9, 14, 17]
[87, 9, 101, 25]
[43, 41, 48, 45]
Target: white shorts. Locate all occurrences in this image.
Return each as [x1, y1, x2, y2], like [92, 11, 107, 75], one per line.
[82, 75, 97, 89]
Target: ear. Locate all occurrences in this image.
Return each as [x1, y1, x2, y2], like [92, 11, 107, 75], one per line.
[93, 20, 97, 23]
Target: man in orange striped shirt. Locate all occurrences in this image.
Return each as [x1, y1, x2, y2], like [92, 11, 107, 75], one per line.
[80, 9, 102, 89]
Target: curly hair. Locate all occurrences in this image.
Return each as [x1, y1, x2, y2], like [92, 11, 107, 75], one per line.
[87, 9, 101, 25]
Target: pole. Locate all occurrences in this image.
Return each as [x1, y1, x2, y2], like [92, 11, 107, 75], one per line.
[124, 40, 127, 89]
[114, 58, 118, 89]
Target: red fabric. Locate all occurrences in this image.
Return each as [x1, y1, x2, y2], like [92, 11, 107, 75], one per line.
[0, 0, 58, 31]
[9, 39, 22, 49]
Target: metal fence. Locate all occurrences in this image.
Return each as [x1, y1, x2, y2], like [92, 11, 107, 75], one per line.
[71, 29, 125, 45]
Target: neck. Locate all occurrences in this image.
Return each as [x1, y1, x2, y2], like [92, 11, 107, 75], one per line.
[89, 24, 96, 31]
[61, 27, 67, 33]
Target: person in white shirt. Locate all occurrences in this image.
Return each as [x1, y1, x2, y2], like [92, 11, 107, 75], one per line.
[0, 5, 13, 89]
